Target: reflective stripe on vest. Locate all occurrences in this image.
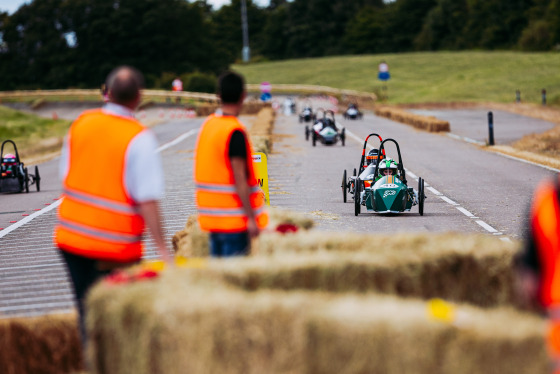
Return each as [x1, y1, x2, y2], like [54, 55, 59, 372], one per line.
[195, 182, 261, 194]
[58, 218, 143, 243]
[194, 114, 268, 232]
[64, 188, 139, 215]
[55, 109, 146, 261]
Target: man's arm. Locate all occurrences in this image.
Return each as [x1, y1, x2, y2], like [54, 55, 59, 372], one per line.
[138, 200, 171, 262]
[231, 157, 259, 238]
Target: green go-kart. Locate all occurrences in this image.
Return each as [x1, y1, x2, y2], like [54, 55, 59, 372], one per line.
[354, 138, 425, 216]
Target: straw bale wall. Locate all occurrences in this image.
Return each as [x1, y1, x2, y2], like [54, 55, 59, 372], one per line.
[87, 268, 547, 374]
[249, 107, 276, 154]
[176, 231, 519, 308]
[375, 106, 450, 132]
[0, 313, 83, 374]
[195, 101, 270, 117]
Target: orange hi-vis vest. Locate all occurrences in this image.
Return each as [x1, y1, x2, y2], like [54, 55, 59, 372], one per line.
[530, 177, 560, 373]
[194, 114, 268, 232]
[54, 110, 146, 262]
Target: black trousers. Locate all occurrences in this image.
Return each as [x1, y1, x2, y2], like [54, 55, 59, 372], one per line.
[60, 250, 112, 349]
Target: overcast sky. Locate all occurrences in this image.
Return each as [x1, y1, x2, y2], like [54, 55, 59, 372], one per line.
[0, 0, 271, 14]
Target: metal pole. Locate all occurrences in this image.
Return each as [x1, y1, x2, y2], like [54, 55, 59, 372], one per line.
[488, 111, 494, 146]
[241, 0, 250, 63]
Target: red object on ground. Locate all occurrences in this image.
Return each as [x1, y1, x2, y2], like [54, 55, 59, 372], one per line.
[275, 223, 299, 234]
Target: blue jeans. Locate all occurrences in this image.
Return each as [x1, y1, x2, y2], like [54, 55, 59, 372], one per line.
[209, 232, 250, 257]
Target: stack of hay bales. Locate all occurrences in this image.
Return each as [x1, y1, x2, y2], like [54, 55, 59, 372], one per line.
[249, 106, 276, 154]
[0, 313, 83, 374]
[89, 227, 549, 374]
[374, 106, 450, 132]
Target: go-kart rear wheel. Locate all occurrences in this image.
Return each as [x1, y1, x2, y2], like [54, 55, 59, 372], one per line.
[342, 170, 347, 203]
[418, 177, 425, 216]
[305, 126, 309, 140]
[312, 132, 316, 147]
[354, 181, 361, 216]
[24, 167, 29, 193]
[341, 129, 346, 146]
[35, 165, 41, 192]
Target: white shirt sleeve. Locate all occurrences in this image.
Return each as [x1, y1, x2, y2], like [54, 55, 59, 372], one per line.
[59, 135, 70, 182]
[124, 129, 165, 203]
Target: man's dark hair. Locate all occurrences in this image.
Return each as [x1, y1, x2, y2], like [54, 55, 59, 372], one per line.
[106, 66, 144, 105]
[218, 71, 245, 104]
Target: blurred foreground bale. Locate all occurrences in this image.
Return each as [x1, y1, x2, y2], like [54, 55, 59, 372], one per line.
[375, 106, 450, 132]
[0, 313, 82, 374]
[88, 268, 547, 374]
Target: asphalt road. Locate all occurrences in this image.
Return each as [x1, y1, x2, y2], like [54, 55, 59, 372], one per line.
[0, 101, 557, 317]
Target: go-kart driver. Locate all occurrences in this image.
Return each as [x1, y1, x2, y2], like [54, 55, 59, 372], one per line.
[379, 158, 398, 177]
[359, 154, 398, 186]
[1, 153, 17, 177]
[358, 149, 382, 180]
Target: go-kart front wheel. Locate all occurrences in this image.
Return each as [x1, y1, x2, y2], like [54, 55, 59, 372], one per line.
[342, 170, 347, 203]
[312, 132, 317, 147]
[354, 181, 361, 216]
[305, 126, 309, 141]
[418, 177, 425, 216]
[341, 129, 345, 146]
[35, 165, 41, 192]
[24, 167, 29, 193]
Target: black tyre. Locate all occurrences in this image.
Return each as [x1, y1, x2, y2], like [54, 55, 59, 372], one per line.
[312, 132, 316, 147]
[341, 129, 345, 146]
[353, 168, 357, 177]
[419, 177, 425, 216]
[35, 165, 41, 192]
[342, 170, 347, 203]
[24, 167, 29, 193]
[305, 126, 309, 141]
[354, 181, 361, 216]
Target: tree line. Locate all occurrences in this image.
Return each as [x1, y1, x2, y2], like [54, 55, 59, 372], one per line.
[0, 0, 558, 90]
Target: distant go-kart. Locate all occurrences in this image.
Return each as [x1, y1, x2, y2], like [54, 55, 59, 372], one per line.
[352, 138, 425, 216]
[341, 133, 385, 203]
[305, 109, 345, 146]
[343, 103, 363, 120]
[0, 140, 41, 193]
[298, 105, 315, 123]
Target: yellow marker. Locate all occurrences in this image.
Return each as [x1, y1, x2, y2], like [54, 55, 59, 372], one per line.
[427, 298, 456, 323]
[143, 257, 208, 271]
[252, 152, 270, 205]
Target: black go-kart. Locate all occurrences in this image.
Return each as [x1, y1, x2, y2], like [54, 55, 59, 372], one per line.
[343, 103, 363, 120]
[0, 140, 41, 193]
[299, 105, 315, 123]
[305, 109, 345, 147]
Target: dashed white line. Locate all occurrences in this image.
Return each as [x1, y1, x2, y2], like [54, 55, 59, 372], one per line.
[475, 220, 499, 233]
[456, 207, 476, 218]
[427, 186, 442, 196]
[440, 196, 459, 206]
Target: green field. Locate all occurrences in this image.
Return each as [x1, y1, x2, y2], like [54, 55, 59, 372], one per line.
[233, 51, 560, 105]
[0, 106, 71, 158]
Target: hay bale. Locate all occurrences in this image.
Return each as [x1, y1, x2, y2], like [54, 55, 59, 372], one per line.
[374, 106, 450, 132]
[172, 209, 314, 258]
[203, 233, 518, 308]
[87, 269, 547, 374]
[0, 313, 83, 374]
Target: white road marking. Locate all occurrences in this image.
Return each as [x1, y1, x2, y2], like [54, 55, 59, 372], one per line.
[345, 128, 509, 240]
[491, 152, 560, 173]
[440, 196, 459, 205]
[427, 186, 442, 196]
[446, 133, 485, 145]
[476, 220, 499, 233]
[456, 207, 476, 217]
[0, 128, 199, 237]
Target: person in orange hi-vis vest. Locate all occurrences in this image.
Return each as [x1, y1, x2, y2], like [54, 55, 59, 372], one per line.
[54, 66, 170, 352]
[194, 71, 268, 256]
[516, 175, 560, 373]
